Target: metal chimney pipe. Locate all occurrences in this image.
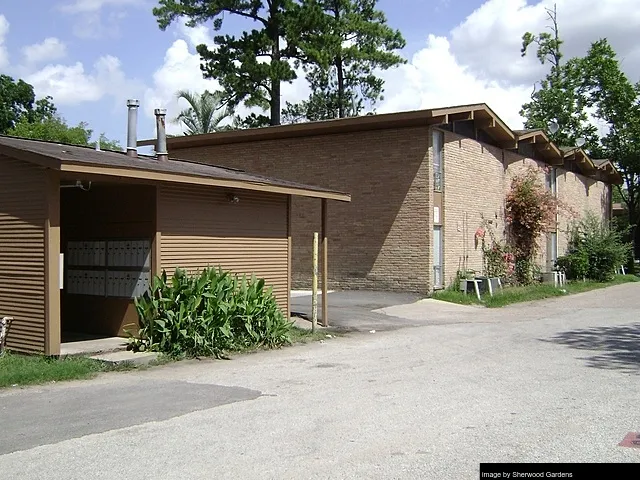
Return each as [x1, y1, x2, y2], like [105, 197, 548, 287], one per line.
[154, 108, 168, 161]
[126, 99, 140, 158]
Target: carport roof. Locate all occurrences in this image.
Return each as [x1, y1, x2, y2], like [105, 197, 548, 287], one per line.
[0, 135, 351, 202]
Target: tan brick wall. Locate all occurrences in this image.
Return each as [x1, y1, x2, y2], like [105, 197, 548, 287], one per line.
[171, 127, 612, 292]
[172, 127, 432, 293]
[556, 169, 609, 255]
[441, 131, 506, 284]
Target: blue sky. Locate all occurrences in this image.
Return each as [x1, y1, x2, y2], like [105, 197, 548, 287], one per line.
[0, 0, 638, 147]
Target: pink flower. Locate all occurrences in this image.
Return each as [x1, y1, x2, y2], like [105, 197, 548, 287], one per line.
[475, 227, 486, 239]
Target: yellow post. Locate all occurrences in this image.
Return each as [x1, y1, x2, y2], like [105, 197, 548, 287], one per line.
[312, 232, 319, 332]
[321, 199, 328, 327]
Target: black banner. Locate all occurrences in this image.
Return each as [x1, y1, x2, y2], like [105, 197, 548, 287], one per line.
[480, 463, 636, 479]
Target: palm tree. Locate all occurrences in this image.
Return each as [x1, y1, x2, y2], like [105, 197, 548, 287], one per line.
[172, 90, 233, 135]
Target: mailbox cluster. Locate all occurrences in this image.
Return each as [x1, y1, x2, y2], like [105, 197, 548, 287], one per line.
[65, 239, 151, 298]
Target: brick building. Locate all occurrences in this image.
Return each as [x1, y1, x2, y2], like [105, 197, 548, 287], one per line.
[141, 104, 621, 294]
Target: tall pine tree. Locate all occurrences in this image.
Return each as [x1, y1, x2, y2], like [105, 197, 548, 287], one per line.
[154, 0, 306, 126]
[284, 0, 405, 122]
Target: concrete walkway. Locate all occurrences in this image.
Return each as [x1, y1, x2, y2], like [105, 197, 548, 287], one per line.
[1, 283, 639, 479]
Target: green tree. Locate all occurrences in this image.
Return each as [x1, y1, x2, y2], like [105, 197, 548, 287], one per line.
[283, 0, 405, 122]
[153, 0, 305, 126]
[173, 89, 233, 134]
[8, 116, 121, 150]
[9, 116, 90, 145]
[519, 4, 598, 152]
[578, 39, 640, 260]
[0, 75, 57, 133]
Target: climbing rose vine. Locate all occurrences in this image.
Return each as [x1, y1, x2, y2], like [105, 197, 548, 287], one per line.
[505, 167, 571, 284]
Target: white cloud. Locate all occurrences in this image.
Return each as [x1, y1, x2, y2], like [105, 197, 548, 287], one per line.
[0, 15, 9, 70]
[379, 35, 531, 128]
[58, 0, 147, 38]
[58, 0, 144, 14]
[142, 22, 310, 135]
[22, 38, 67, 65]
[25, 55, 143, 106]
[449, 0, 640, 86]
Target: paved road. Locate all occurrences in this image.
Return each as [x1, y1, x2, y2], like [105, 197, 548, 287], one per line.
[1, 283, 640, 479]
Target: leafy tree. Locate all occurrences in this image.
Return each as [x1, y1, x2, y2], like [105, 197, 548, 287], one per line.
[173, 89, 233, 134]
[283, 0, 405, 122]
[8, 116, 121, 150]
[0, 75, 57, 133]
[577, 39, 640, 260]
[519, 4, 598, 152]
[153, 0, 304, 126]
[93, 133, 123, 151]
[9, 116, 90, 145]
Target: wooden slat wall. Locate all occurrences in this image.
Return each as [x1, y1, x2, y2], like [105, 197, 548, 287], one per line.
[0, 156, 47, 353]
[158, 185, 290, 312]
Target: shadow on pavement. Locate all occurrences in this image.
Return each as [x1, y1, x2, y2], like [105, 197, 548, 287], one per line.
[545, 322, 640, 374]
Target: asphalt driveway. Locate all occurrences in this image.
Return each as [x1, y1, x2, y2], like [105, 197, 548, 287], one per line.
[1, 282, 640, 479]
[291, 290, 483, 331]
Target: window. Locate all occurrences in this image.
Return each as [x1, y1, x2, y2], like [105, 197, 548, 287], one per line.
[432, 130, 444, 191]
[545, 167, 557, 195]
[433, 226, 443, 288]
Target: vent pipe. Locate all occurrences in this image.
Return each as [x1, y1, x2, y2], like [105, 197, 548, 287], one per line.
[154, 108, 168, 161]
[126, 99, 140, 158]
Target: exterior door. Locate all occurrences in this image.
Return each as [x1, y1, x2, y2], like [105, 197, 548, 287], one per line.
[433, 226, 443, 288]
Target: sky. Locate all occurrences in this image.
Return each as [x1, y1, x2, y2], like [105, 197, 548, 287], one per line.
[0, 0, 639, 148]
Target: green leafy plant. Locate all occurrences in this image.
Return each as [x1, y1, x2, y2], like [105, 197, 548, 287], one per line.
[505, 167, 572, 284]
[129, 267, 292, 358]
[556, 213, 631, 282]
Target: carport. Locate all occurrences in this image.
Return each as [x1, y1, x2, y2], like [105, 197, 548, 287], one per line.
[0, 106, 350, 355]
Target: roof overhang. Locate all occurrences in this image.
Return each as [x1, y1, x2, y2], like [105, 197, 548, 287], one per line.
[592, 158, 624, 185]
[0, 141, 350, 202]
[57, 162, 350, 201]
[514, 129, 563, 165]
[563, 147, 598, 176]
[138, 103, 517, 150]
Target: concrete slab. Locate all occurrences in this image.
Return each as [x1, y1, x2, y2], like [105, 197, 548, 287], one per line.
[89, 351, 160, 366]
[291, 290, 477, 332]
[291, 289, 335, 298]
[60, 337, 127, 357]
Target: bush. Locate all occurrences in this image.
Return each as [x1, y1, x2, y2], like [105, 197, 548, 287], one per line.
[129, 267, 292, 358]
[556, 213, 631, 282]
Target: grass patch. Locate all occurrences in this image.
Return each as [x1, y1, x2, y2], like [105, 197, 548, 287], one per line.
[289, 326, 334, 344]
[433, 274, 639, 308]
[0, 353, 122, 389]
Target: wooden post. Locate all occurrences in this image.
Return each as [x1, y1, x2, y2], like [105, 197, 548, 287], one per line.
[312, 232, 318, 332]
[321, 199, 328, 327]
[44, 170, 61, 356]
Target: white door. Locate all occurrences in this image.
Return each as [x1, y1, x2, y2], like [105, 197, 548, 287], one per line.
[433, 226, 443, 288]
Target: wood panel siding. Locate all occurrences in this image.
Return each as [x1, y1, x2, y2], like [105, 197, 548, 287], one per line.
[158, 185, 290, 311]
[0, 156, 48, 353]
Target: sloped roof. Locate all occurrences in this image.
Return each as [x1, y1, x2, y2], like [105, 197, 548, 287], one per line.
[138, 103, 517, 150]
[0, 135, 351, 201]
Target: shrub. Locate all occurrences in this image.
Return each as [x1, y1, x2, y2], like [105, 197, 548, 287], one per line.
[129, 267, 292, 358]
[505, 167, 567, 284]
[555, 251, 589, 280]
[556, 213, 631, 282]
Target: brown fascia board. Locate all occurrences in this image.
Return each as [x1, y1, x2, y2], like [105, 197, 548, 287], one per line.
[138, 103, 517, 150]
